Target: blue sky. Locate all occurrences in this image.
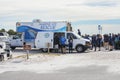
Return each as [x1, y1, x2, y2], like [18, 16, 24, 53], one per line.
[0, 0, 120, 35]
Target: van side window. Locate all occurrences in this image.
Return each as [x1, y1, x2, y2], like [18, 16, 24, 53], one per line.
[0, 45, 2, 48]
[0, 33, 4, 36]
[13, 33, 22, 39]
[67, 33, 77, 39]
[13, 36, 19, 39]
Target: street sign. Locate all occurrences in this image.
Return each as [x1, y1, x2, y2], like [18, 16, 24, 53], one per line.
[98, 25, 101, 30]
[23, 45, 31, 50]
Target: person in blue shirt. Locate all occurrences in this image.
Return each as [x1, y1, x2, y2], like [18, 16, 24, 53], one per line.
[59, 35, 66, 53]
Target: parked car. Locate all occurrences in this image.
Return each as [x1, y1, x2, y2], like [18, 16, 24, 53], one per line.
[0, 32, 12, 61]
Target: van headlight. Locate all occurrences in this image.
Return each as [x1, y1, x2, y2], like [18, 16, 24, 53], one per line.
[85, 41, 91, 46]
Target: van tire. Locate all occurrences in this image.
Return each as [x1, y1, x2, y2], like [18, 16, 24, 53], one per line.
[76, 45, 85, 53]
[42, 48, 48, 52]
[11, 47, 16, 50]
[0, 55, 4, 61]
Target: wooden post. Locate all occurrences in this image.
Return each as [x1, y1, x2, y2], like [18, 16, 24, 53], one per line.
[47, 43, 50, 54]
[23, 43, 31, 59]
[26, 50, 29, 59]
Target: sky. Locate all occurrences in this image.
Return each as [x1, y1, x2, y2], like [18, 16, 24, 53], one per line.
[0, 0, 120, 35]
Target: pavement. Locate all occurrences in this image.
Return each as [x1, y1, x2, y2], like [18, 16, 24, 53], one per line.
[1, 48, 120, 80]
[0, 66, 120, 80]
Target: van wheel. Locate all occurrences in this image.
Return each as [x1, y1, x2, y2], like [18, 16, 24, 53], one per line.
[76, 45, 84, 53]
[0, 55, 4, 61]
[11, 47, 16, 50]
[42, 48, 48, 52]
[10, 55, 12, 59]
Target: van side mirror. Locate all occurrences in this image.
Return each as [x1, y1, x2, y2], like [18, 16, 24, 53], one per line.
[13, 36, 16, 39]
[0, 45, 3, 48]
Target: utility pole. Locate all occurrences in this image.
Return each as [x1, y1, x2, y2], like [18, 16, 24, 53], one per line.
[98, 25, 102, 34]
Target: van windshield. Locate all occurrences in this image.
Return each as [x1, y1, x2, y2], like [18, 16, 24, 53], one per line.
[0, 33, 4, 36]
[13, 33, 22, 39]
[67, 32, 82, 39]
[72, 32, 82, 39]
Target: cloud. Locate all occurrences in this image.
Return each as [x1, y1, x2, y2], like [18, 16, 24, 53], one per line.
[85, 1, 117, 7]
[0, 0, 120, 21]
[0, 0, 120, 32]
[67, 1, 119, 7]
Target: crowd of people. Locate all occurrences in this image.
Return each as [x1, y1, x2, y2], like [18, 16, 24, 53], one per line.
[78, 29, 120, 52]
[54, 33, 73, 54]
[83, 33, 120, 51]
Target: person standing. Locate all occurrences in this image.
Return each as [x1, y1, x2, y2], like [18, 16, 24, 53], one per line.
[114, 34, 119, 50]
[54, 34, 59, 53]
[97, 34, 102, 51]
[108, 33, 113, 51]
[103, 34, 109, 50]
[78, 29, 81, 36]
[91, 34, 97, 51]
[68, 36, 73, 53]
[59, 35, 66, 53]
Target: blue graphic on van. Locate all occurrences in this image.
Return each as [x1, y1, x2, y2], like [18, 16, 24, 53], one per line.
[17, 25, 66, 42]
[17, 25, 66, 32]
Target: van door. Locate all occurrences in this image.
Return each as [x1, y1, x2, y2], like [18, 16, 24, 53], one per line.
[35, 32, 53, 48]
[53, 32, 65, 47]
[66, 33, 78, 49]
[10, 33, 23, 47]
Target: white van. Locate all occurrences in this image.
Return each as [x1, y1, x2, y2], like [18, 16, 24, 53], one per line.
[0, 32, 12, 61]
[9, 20, 91, 52]
[35, 31, 91, 52]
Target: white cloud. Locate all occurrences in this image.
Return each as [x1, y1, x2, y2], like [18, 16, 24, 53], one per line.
[0, 0, 120, 33]
[0, 0, 120, 20]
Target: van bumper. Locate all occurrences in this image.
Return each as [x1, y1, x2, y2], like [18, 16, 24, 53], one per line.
[84, 42, 92, 50]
